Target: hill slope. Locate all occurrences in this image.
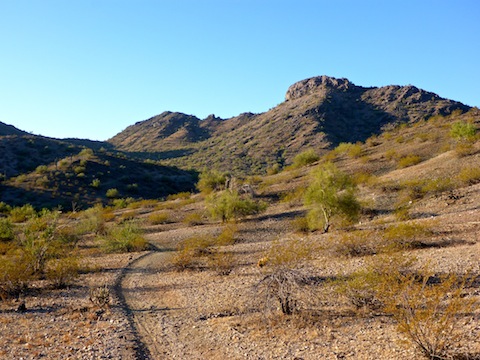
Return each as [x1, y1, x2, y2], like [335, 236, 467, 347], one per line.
[109, 76, 470, 174]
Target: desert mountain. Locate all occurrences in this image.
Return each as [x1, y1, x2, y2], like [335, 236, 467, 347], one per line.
[109, 76, 470, 174]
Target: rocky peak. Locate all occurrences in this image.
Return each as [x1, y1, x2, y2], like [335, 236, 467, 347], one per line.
[285, 75, 354, 101]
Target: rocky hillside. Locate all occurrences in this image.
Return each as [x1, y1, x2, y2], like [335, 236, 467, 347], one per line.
[109, 76, 470, 174]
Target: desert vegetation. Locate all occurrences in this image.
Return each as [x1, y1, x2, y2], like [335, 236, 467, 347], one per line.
[0, 80, 479, 358]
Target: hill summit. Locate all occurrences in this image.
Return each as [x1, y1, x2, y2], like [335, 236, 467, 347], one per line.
[109, 76, 470, 174]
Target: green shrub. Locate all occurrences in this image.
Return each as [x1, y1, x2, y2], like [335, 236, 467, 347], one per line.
[106, 188, 120, 199]
[171, 235, 215, 271]
[291, 149, 319, 169]
[397, 155, 422, 169]
[457, 166, 480, 185]
[182, 212, 204, 226]
[215, 223, 237, 246]
[196, 169, 227, 194]
[166, 192, 191, 201]
[450, 121, 477, 141]
[35, 165, 49, 174]
[304, 163, 360, 232]
[99, 220, 148, 253]
[46, 256, 80, 289]
[206, 190, 267, 222]
[0, 218, 14, 242]
[0, 256, 32, 300]
[335, 142, 363, 158]
[9, 204, 36, 223]
[148, 212, 171, 225]
[90, 178, 101, 188]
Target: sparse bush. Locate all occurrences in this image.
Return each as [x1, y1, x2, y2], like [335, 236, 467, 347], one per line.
[397, 155, 422, 169]
[0, 218, 14, 242]
[99, 220, 148, 253]
[9, 204, 36, 223]
[383, 222, 433, 250]
[382, 270, 477, 360]
[335, 142, 363, 158]
[46, 256, 80, 289]
[106, 188, 120, 199]
[206, 190, 267, 222]
[182, 212, 204, 226]
[90, 178, 101, 188]
[266, 163, 282, 175]
[304, 163, 360, 232]
[196, 169, 227, 194]
[291, 149, 319, 169]
[208, 251, 235, 276]
[331, 230, 380, 257]
[166, 192, 191, 201]
[0, 256, 32, 300]
[35, 165, 48, 174]
[457, 166, 480, 185]
[171, 235, 215, 271]
[215, 223, 238, 246]
[290, 216, 310, 233]
[148, 212, 171, 225]
[450, 121, 477, 141]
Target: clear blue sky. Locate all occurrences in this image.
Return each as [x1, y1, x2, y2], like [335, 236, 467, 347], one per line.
[1, 0, 479, 140]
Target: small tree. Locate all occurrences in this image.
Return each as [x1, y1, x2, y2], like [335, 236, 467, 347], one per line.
[304, 162, 360, 232]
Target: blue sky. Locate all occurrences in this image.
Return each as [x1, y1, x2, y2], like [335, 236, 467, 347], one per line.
[1, 0, 479, 140]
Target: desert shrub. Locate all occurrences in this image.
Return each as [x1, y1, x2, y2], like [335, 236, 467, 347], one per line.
[166, 192, 191, 201]
[261, 237, 314, 267]
[456, 166, 480, 185]
[46, 256, 80, 289]
[280, 186, 305, 206]
[254, 238, 318, 316]
[9, 204, 36, 223]
[196, 169, 227, 194]
[266, 163, 282, 175]
[208, 251, 235, 276]
[206, 190, 267, 222]
[397, 155, 422, 169]
[148, 212, 171, 225]
[450, 121, 477, 141]
[454, 142, 476, 157]
[290, 216, 310, 234]
[330, 230, 380, 257]
[335, 142, 363, 158]
[215, 223, 238, 246]
[382, 270, 477, 359]
[385, 149, 399, 161]
[182, 212, 204, 226]
[291, 149, 319, 169]
[90, 178, 101, 188]
[337, 254, 416, 312]
[79, 148, 94, 158]
[35, 165, 48, 174]
[0, 256, 32, 300]
[383, 222, 433, 250]
[0, 202, 12, 215]
[171, 235, 215, 271]
[304, 163, 360, 232]
[99, 220, 148, 253]
[0, 218, 14, 242]
[112, 197, 133, 209]
[255, 267, 310, 315]
[106, 188, 120, 199]
[118, 210, 137, 223]
[16, 212, 66, 277]
[76, 205, 107, 235]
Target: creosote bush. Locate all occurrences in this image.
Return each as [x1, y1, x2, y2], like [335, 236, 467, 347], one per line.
[99, 220, 148, 253]
[291, 149, 319, 169]
[196, 169, 227, 194]
[206, 190, 267, 222]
